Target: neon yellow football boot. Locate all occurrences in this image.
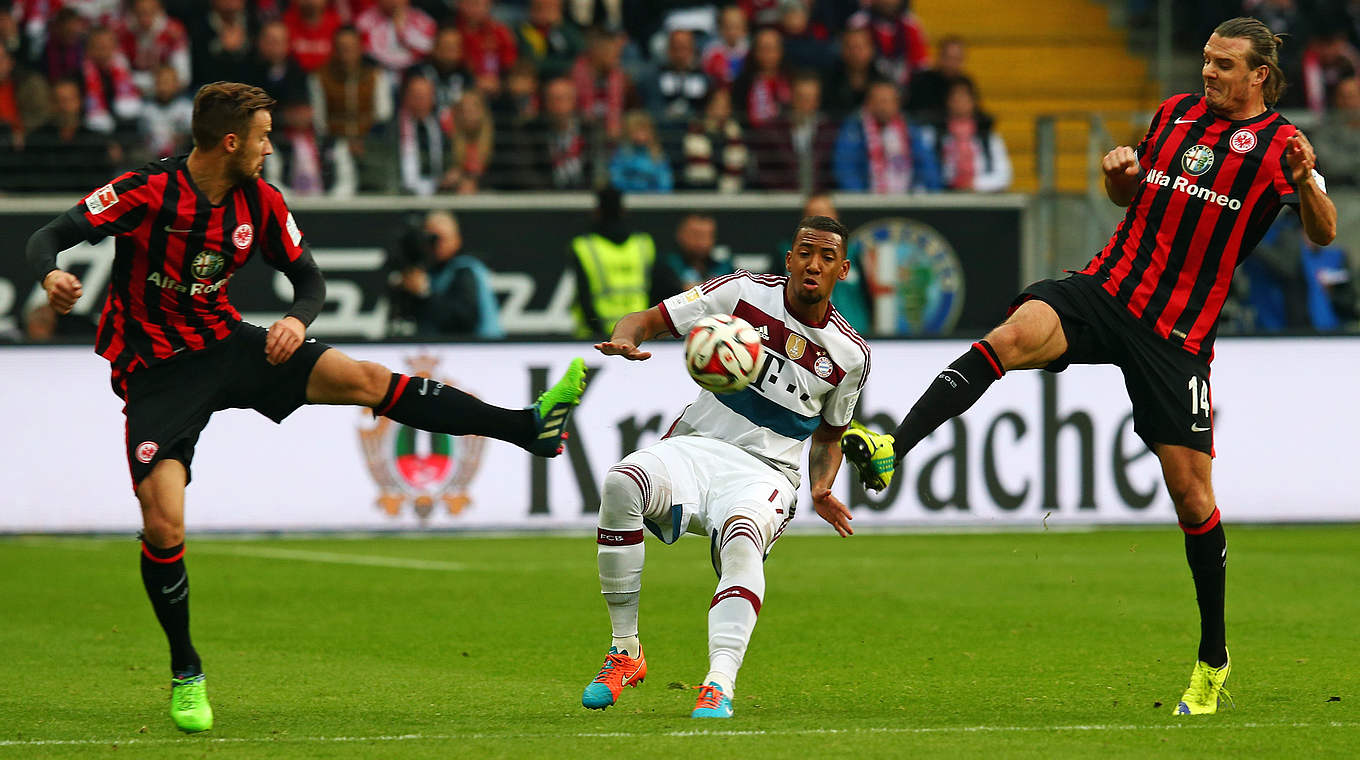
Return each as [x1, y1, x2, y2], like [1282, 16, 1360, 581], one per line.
[528, 357, 588, 456]
[1174, 651, 1232, 715]
[169, 674, 214, 733]
[840, 421, 897, 491]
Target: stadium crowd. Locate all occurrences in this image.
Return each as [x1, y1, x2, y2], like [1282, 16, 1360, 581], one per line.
[0, 0, 1017, 195]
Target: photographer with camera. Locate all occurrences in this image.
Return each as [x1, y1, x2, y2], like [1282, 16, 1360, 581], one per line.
[387, 211, 504, 339]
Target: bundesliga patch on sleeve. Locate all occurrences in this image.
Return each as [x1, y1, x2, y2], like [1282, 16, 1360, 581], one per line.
[285, 212, 302, 246]
[84, 184, 119, 215]
[670, 287, 702, 306]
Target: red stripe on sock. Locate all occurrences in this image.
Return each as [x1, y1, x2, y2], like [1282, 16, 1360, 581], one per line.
[141, 542, 185, 564]
[1179, 507, 1221, 535]
[710, 585, 762, 614]
[597, 528, 644, 546]
[973, 341, 1004, 379]
[375, 374, 410, 417]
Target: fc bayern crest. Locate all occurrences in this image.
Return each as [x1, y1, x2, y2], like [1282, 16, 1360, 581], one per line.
[232, 223, 254, 250]
[847, 218, 964, 336]
[1229, 129, 1257, 154]
[358, 355, 484, 521]
[1182, 144, 1215, 176]
[813, 355, 833, 378]
[191, 250, 224, 280]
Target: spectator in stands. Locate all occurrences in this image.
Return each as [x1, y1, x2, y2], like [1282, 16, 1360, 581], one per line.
[356, 0, 436, 74]
[187, 0, 254, 87]
[646, 28, 710, 127]
[1310, 75, 1360, 187]
[609, 108, 672, 192]
[82, 25, 141, 136]
[507, 75, 592, 189]
[489, 57, 539, 129]
[741, 0, 784, 29]
[0, 43, 49, 145]
[515, 0, 582, 81]
[377, 72, 450, 195]
[284, 0, 344, 74]
[139, 63, 192, 158]
[249, 20, 309, 104]
[847, 0, 929, 90]
[456, 0, 516, 95]
[752, 70, 836, 192]
[0, 4, 29, 66]
[821, 27, 878, 120]
[387, 210, 504, 338]
[652, 212, 733, 302]
[310, 25, 394, 144]
[1301, 28, 1360, 114]
[572, 24, 638, 142]
[265, 97, 357, 197]
[778, 0, 833, 71]
[445, 87, 493, 193]
[907, 35, 972, 121]
[116, 0, 189, 95]
[919, 79, 1011, 192]
[731, 26, 790, 128]
[681, 86, 747, 192]
[702, 5, 748, 89]
[569, 185, 657, 338]
[41, 7, 87, 84]
[18, 77, 116, 191]
[563, 0, 623, 32]
[415, 26, 472, 117]
[833, 78, 939, 193]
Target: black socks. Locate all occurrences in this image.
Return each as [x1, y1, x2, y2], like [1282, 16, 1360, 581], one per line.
[375, 373, 534, 447]
[892, 341, 1005, 459]
[1181, 508, 1228, 668]
[140, 539, 201, 677]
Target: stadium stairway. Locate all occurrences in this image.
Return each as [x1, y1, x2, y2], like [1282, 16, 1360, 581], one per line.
[913, 0, 1161, 192]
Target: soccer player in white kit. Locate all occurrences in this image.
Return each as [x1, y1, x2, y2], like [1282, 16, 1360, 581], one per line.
[581, 216, 869, 718]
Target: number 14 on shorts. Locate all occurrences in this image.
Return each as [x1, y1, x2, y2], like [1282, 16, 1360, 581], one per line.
[1188, 375, 1211, 431]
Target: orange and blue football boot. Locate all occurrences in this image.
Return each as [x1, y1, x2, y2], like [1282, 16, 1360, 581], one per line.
[581, 646, 646, 710]
[690, 681, 733, 718]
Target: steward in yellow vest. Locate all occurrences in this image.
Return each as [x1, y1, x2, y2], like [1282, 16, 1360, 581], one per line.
[569, 187, 657, 337]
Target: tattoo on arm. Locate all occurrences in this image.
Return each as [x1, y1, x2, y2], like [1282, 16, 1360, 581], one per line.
[808, 437, 842, 490]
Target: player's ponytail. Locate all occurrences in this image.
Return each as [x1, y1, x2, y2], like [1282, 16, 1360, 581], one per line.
[1214, 17, 1288, 107]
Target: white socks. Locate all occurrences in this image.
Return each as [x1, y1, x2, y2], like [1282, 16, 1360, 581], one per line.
[596, 460, 667, 653]
[704, 518, 767, 697]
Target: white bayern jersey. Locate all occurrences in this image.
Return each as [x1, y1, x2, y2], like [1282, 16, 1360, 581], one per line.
[658, 270, 871, 488]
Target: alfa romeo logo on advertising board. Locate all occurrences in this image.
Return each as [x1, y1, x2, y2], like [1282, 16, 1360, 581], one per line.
[848, 218, 964, 336]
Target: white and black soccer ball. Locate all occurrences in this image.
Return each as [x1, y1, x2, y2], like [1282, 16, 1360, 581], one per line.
[683, 314, 764, 394]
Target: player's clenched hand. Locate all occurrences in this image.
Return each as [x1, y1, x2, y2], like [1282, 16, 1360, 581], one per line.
[813, 487, 853, 537]
[43, 270, 83, 314]
[1102, 146, 1140, 179]
[594, 339, 651, 360]
[265, 316, 306, 365]
[1286, 132, 1317, 186]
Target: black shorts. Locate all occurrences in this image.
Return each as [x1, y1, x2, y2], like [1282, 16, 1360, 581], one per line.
[122, 323, 331, 489]
[1012, 275, 1214, 455]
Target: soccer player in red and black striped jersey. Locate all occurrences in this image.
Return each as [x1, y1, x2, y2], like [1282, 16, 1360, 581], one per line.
[840, 18, 1336, 715]
[25, 82, 588, 734]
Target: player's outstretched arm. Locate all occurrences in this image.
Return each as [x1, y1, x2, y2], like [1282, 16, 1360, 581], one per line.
[809, 422, 854, 537]
[1287, 132, 1337, 246]
[594, 305, 670, 361]
[1102, 145, 1142, 207]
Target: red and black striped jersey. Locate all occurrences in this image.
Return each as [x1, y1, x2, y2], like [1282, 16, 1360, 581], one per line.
[1080, 93, 1320, 360]
[66, 155, 309, 383]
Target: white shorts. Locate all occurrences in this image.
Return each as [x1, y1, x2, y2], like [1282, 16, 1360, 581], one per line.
[619, 436, 797, 562]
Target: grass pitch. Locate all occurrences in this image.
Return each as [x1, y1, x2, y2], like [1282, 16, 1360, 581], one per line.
[1, 527, 1356, 758]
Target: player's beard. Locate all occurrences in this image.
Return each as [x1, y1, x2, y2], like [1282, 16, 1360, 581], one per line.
[228, 153, 260, 186]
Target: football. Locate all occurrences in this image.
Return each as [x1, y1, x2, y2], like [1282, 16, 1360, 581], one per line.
[683, 314, 764, 394]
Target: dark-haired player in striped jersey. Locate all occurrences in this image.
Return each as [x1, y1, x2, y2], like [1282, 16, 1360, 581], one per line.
[25, 82, 587, 734]
[842, 17, 1335, 715]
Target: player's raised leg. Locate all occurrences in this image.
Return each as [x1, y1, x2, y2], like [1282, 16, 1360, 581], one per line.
[582, 455, 671, 709]
[842, 299, 1069, 490]
[304, 349, 587, 456]
[1159, 445, 1232, 715]
[137, 459, 213, 733]
[693, 513, 770, 719]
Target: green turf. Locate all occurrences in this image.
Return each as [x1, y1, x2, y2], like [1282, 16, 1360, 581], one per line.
[1, 527, 1356, 758]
